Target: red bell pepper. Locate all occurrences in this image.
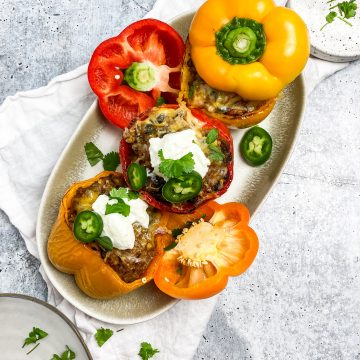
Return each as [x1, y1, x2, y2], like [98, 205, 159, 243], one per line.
[88, 19, 185, 129]
[120, 105, 234, 213]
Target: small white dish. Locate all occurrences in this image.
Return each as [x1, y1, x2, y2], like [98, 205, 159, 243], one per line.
[0, 293, 92, 359]
[289, 0, 360, 62]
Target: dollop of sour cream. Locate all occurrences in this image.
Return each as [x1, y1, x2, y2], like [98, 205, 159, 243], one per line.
[92, 194, 149, 250]
[149, 129, 210, 179]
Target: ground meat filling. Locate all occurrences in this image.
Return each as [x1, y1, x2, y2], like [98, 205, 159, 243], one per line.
[69, 173, 160, 283]
[123, 107, 231, 206]
[186, 57, 267, 116]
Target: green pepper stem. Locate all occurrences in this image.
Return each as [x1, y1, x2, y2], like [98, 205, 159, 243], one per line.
[124, 62, 158, 92]
[216, 17, 266, 65]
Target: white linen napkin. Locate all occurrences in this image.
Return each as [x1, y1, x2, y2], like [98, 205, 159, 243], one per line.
[0, 0, 347, 359]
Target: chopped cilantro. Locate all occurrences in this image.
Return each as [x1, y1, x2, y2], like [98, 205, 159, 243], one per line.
[51, 345, 76, 360]
[95, 327, 114, 347]
[84, 142, 104, 166]
[206, 129, 219, 144]
[321, 0, 357, 30]
[158, 150, 195, 179]
[110, 187, 139, 201]
[337, 0, 357, 18]
[103, 151, 120, 171]
[105, 199, 130, 217]
[85, 142, 119, 171]
[22, 327, 48, 348]
[138, 342, 159, 360]
[208, 144, 225, 162]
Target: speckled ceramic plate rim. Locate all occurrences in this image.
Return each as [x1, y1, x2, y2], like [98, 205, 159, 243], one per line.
[0, 293, 93, 359]
[36, 11, 306, 325]
[288, 0, 360, 62]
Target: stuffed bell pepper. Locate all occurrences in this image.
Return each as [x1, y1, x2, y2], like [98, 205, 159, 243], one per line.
[180, 0, 309, 128]
[47, 171, 169, 299]
[120, 105, 234, 213]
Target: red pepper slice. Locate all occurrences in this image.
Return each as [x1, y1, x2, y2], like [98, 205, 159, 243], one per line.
[119, 105, 234, 213]
[88, 19, 185, 129]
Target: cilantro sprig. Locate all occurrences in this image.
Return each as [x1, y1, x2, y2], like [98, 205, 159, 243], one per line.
[158, 150, 195, 178]
[84, 142, 119, 171]
[105, 200, 130, 217]
[206, 128, 219, 144]
[22, 327, 48, 355]
[51, 345, 76, 360]
[321, 0, 357, 30]
[138, 342, 160, 360]
[95, 328, 114, 347]
[110, 187, 139, 201]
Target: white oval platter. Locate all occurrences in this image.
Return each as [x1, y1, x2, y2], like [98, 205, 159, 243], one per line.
[37, 12, 305, 324]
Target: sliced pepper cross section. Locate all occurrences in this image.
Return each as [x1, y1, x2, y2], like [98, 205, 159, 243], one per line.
[154, 201, 259, 299]
[88, 19, 185, 128]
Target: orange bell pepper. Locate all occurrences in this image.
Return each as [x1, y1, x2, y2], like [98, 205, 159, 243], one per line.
[154, 201, 258, 300]
[48, 171, 169, 299]
[189, 0, 310, 100]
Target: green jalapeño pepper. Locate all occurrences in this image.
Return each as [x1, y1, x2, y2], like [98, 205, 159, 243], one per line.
[127, 162, 147, 190]
[74, 211, 103, 243]
[162, 171, 203, 203]
[240, 126, 272, 166]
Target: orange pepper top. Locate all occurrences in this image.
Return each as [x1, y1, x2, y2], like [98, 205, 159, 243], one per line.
[189, 0, 310, 100]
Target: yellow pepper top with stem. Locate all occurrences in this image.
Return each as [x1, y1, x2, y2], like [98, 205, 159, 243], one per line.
[189, 0, 310, 101]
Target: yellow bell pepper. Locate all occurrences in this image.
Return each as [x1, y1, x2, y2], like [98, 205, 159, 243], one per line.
[189, 0, 310, 101]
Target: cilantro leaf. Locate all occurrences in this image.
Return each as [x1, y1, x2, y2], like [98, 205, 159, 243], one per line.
[326, 11, 338, 22]
[138, 342, 159, 360]
[22, 327, 48, 348]
[322, 0, 357, 29]
[105, 199, 130, 217]
[155, 97, 166, 106]
[158, 150, 195, 178]
[103, 151, 120, 171]
[85, 142, 104, 166]
[338, 0, 357, 18]
[110, 187, 139, 201]
[320, 11, 337, 30]
[127, 190, 140, 200]
[206, 129, 219, 144]
[109, 187, 128, 199]
[208, 144, 225, 162]
[51, 345, 76, 360]
[95, 328, 114, 347]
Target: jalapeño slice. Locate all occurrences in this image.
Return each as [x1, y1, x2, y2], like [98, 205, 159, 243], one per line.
[240, 126, 272, 166]
[73, 211, 103, 243]
[127, 162, 147, 190]
[162, 171, 202, 203]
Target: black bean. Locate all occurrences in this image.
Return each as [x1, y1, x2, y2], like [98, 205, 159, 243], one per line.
[144, 124, 154, 134]
[156, 114, 165, 123]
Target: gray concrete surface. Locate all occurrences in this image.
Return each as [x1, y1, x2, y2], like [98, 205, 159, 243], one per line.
[1, 1, 360, 359]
